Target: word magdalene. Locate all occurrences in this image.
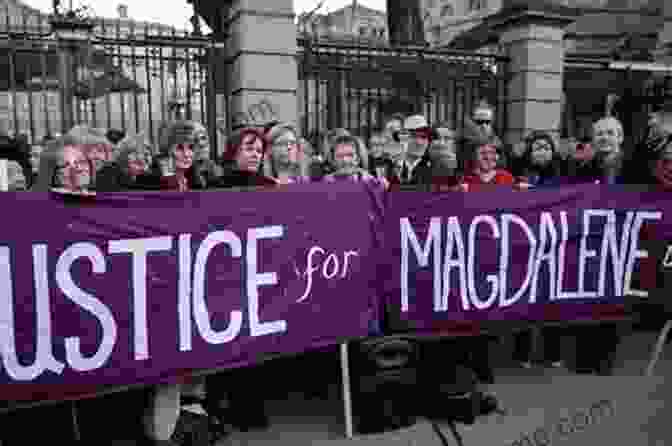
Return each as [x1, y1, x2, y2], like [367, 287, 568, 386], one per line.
[400, 209, 661, 312]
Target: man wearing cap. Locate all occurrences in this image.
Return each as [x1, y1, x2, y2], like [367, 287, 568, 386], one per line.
[395, 114, 433, 186]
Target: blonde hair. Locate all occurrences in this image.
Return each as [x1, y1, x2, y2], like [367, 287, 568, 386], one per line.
[264, 122, 308, 179]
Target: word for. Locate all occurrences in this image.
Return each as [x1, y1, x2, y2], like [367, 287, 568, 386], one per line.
[295, 247, 359, 303]
[508, 399, 615, 446]
[0, 227, 289, 381]
[401, 210, 661, 312]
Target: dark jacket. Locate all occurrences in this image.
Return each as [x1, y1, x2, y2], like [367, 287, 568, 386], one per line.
[210, 168, 277, 189]
[95, 163, 163, 191]
[518, 157, 566, 188]
[190, 159, 224, 189]
[368, 154, 397, 181]
[397, 153, 433, 186]
[565, 157, 624, 185]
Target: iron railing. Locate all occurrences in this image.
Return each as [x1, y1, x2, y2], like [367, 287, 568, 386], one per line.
[0, 5, 221, 149]
[297, 36, 509, 145]
[563, 55, 672, 149]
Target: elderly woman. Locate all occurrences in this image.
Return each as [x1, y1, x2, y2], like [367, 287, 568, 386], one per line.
[95, 133, 158, 191]
[7, 137, 96, 445]
[67, 126, 114, 179]
[33, 136, 94, 193]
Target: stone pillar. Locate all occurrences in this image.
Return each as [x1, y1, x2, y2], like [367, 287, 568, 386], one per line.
[490, 4, 575, 145]
[226, 0, 298, 130]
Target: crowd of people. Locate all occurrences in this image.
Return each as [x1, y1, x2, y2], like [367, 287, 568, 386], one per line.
[2, 99, 672, 446]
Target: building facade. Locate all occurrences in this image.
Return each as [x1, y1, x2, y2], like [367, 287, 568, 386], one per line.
[298, 3, 387, 42]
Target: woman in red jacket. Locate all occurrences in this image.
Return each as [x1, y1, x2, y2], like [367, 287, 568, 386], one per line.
[460, 143, 524, 191]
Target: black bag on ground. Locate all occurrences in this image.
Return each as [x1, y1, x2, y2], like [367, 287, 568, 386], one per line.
[420, 340, 503, 425]
[351, 336, 420, 434]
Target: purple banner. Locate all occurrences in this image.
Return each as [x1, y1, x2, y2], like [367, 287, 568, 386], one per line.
[0, 182, 382, 404]
[383, 184, 672, 333]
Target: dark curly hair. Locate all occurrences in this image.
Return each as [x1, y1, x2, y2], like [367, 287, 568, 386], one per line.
[520, 130, 562, 178]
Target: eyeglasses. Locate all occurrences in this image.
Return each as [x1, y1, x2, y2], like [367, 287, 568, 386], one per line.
[273, 139, 299, 147]
[475, 120, 492, 126]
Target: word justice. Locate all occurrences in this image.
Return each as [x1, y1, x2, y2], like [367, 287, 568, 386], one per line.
[0, 226, 297, 381]
[400, 209, 662, 312]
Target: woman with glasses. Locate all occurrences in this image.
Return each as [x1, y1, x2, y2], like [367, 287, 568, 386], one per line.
[95, 133, 159, 191]
[511, 131, 567, 370]
[33, 137, 94, 194]
[264, 122, 308, 184]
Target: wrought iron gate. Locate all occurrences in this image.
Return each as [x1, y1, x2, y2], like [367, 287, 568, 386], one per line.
[297, 37, 509, 144]
[0, 7, 220, 147]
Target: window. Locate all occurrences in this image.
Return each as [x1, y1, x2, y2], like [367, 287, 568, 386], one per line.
[440, 3, 454, 16]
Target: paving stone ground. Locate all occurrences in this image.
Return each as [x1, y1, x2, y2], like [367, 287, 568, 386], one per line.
[213, 329, 672, 446]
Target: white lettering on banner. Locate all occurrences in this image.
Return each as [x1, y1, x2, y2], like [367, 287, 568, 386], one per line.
[529, 212, 557, 304]
[624, 211, 663, 297]
[663, 245, 672, 268]
[499, 214, 537, 308]
[597, 211, 634, 298]
[467, 215, 500, 310]
[0, 227, 294, 381]
[401, 217, 442, 312]
[577, 210, 599, 298]
[0, 245, 65, 381]
[400, 210, 661, 312]
[108, 237, 173, 361]
[295, 248, 360, 303]
[443, 216, 468, 311]
[178, 234, 192, 352]
[556, 211, 577, 300]
[192, 231, 244, 344]
[56, 243, 117, 372]
[247, 226, 286, 337]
